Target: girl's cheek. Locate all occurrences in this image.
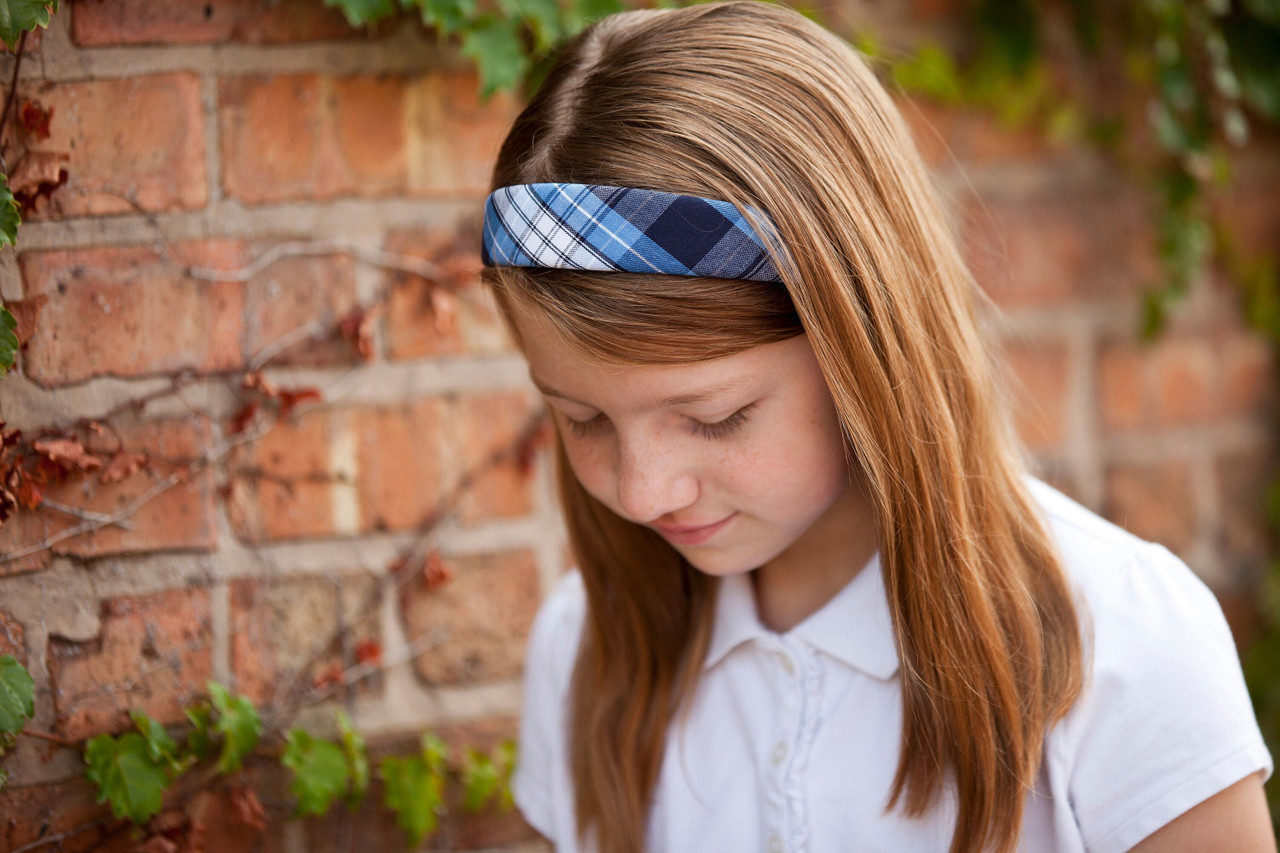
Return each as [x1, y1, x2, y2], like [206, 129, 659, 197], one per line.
[563, 438, 615, 502]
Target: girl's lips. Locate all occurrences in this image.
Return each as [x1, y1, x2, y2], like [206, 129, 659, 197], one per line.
[654, 513, 736, 546]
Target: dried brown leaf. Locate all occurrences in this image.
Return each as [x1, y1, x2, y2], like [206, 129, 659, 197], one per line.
[98, 450, 147, 485]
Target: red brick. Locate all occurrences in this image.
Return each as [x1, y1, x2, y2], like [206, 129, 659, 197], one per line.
[0, 608, 25, 663]
[384, 224, 513, 360]
[998, 339, 1071, 452]
[400, 549, 540, 685]
[47, 587, 213, 740]
[1102, 460, 1196, 556]
[962, 186, 1155, 310]
[894, 97, 963, 170]
[72, 0, 355, 46]
[965, 109, 1061, 163]
[451, 392, 539, 525]
[355, 399, 443, 532]
[0, 776, 132, 853]
[1152, 337, 1217, 425]
[220, 74, 408, 205]
[0, 417, 217, 562]
[11, 74, 207, 218]
[1097, 339, 1147, 432]
[242, 249, 359, 367]
[1216, 588, 1264, 655]
[18, 242, 247, 386]
[229, 574, 379, 707]
[1210, 179, 1280, 258]
[227, 409, 335, 542]
[407, 71, 522, 198]
[1217, 447, 1278, 576]
[0, 511, 53, 576]
[1220, 332, 1277, 419]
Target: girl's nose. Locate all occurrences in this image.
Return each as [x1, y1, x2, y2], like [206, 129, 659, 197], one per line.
[614, 436, 699, 523]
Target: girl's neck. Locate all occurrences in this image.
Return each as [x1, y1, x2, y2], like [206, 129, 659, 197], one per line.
[750, 476, 879, 633]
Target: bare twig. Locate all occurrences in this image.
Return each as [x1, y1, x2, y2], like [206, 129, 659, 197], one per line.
[18, 726, 77, 746]
[186, 239, 453, 285]
[0, 31, 27, 174]
[9, 816, 121, 853]
[39, 499, 134, 529]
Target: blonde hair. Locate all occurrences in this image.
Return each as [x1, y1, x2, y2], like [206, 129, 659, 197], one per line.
[480, 4, 1085, 852]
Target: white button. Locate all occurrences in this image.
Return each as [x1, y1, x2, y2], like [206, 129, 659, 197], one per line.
[768, 835, 783, 853]
[771, 741, 787, 765]
[779, 655, 795, 675]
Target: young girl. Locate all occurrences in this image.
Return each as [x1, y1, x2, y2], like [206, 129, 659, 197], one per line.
[477, 2, 1275, 851]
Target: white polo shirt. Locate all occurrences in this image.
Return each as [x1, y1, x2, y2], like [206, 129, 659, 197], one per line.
[512, 477, 1273, 852]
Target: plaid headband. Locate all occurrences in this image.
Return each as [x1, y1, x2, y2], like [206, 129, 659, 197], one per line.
[481, 183, 785, 283]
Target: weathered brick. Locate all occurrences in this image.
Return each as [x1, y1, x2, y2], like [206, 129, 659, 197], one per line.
[895, 97, 962, 170]
[963, 186, 1155, 309]
[72, 0, 354, 46]
[355, 399, 443, 532]
[1152, 336, 1217, 425]
[220, 73, 408, 205]
[18, 242, 247, 386]
[1103, 460, 1196, 556]
[1217, 447, 1279, 578]
[0, 417, 217, 563]
[407, 70, 522, 198]
[451, 392, 539, 525]
[227, 408, 336, 542]
[229, 573, 379, 707]
[242, 249, 359, 367]
[1097, 339, 1146, 432]
[48, 587, 213, 740]
[384, 224, 514, 361]
[0, 608, 25, 663]
[401, 549, 539, 685]
[1220, 332, 1277, 419]
[0, 776, 132, 853]
[998, 339, 1071, 452]
[12, 74, 206, 218]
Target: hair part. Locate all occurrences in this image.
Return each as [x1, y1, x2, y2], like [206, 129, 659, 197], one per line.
[481, 4, 1085, 852]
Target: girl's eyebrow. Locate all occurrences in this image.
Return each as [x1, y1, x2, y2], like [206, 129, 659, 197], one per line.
[530, 376, 748, 411]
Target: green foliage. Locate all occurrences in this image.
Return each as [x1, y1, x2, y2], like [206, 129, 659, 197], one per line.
[209, 681, 261, 774]
[460, 739, 516, 811]
[130, 709, 191, 776]
[0, 0, 58, 52]
[84, 732, 169, 824]
[0, 173, 20, 248]
[381, 733, 447, 845]
[185, 703, 214, 761]
[0, 306, 16, 373]
[337, 709, 369, 807]
[0, 654, 33, 736]
[283, 728, 351, 816]
[323, 0, 396, 27]
[460, 14, 530, 98]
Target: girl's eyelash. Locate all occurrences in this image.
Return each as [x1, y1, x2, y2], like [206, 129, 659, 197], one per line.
[566, 404, 756, 440]
[691, 403, 755, 439]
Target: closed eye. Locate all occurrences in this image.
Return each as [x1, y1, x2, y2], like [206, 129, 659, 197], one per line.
[691, 403, 755, 440]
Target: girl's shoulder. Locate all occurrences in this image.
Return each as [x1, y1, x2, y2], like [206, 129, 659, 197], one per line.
[524, 569, 588, 695]
[1026, 475, 1273, 852]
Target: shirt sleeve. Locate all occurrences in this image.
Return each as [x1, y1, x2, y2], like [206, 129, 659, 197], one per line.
[512, 570, 586, 843]
[1061, 542, 1273, 853]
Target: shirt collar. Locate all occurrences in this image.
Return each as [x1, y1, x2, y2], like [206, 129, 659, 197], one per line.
[703, 551, 899, 681]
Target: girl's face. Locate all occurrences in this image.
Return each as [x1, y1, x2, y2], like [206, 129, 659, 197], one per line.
[512, 302, 864, 578]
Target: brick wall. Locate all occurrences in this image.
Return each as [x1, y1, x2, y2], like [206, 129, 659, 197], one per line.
[0, 1, 1276, 851]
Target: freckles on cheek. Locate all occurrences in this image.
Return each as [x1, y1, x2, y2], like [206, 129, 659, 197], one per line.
[563, 439, 614, 499]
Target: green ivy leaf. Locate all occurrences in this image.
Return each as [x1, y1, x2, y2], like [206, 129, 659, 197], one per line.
[0, 173, 20, 248]
[460, 14, 530, 100]
[460, 747, 498, 811]
[494, 738, 516, 810]
[381, 735, 447, 845]
[129, 709, 183, 771]
[500, 0, 561, 53]
[0, 0, 59, 52]
[891, 45, 962, 104]
[0, 655, 33, 735]
[282, 728, 350, 817]
[563, 0, 623, 32]
[0, 306, 17, 373]
[413, 0, 476, 36]
[323, 0, 397, 27]
[84, 732, 168, 824]
[185, 704, 213, 761]
[336, 709, 369, 807]
[208, 682, 261, 774]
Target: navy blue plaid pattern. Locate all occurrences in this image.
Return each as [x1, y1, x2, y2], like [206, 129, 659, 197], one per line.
[481, 183, 784, 283]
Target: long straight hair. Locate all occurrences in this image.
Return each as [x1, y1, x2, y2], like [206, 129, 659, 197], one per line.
[480, 4, 1085, 852]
